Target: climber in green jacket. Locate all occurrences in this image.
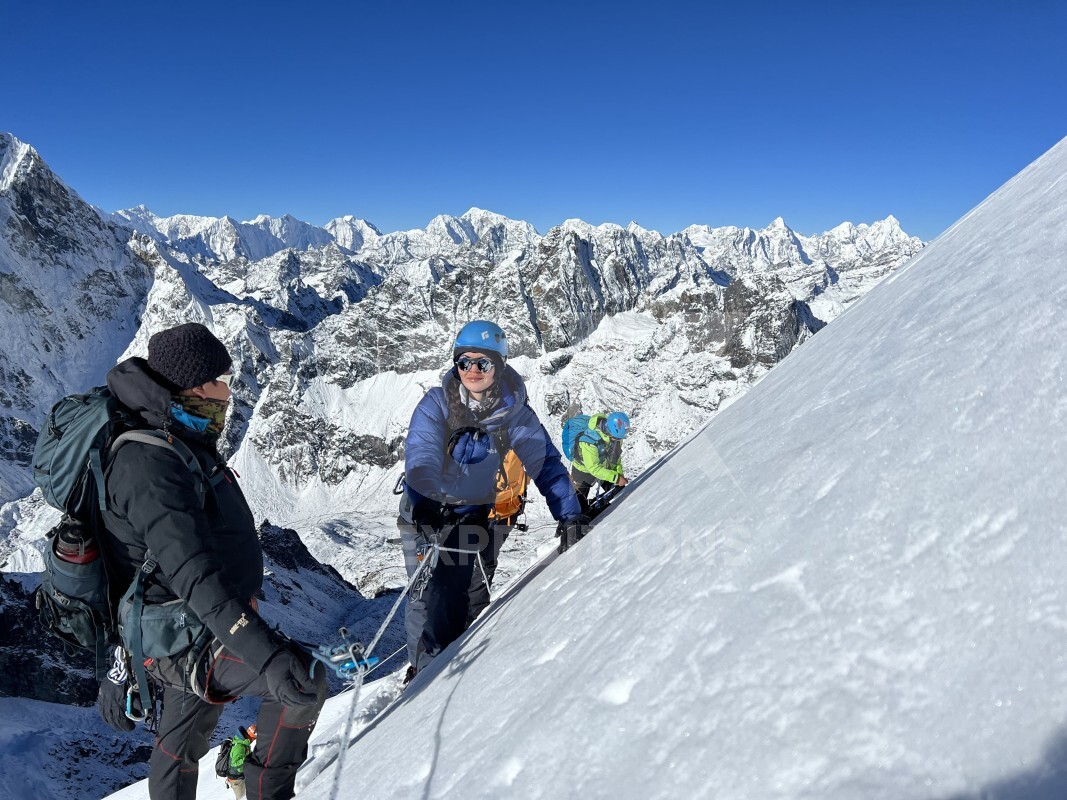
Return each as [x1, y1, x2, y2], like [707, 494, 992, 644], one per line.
[225, 725, 256, 799]
[570, 411, 630, 515]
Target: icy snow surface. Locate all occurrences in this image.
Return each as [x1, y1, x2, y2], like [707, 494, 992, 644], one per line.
[108, 136, 1067, 799]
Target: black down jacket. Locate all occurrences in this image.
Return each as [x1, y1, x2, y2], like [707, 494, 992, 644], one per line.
[99, 357, 278, 672]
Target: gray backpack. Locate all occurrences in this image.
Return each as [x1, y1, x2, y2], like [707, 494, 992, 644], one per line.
[32, 387, 209, 683]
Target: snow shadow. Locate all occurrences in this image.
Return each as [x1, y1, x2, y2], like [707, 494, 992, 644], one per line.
[417, 638, 492, 799]
[939, 724, 1067, 800]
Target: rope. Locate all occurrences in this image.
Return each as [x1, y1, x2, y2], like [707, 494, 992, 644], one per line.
[365, 644, 406, 677]
[475, 550, 493, 605]
[325, 662, 367, 800]
[325, 550, 433, 800]
[322, 516, 560, 797]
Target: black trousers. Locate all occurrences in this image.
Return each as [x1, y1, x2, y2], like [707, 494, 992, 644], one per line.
[147, 648, 327, 800]
[420, 518, 484, 659]
[571, 469, 614, 516]
[401, 509, 497, 670]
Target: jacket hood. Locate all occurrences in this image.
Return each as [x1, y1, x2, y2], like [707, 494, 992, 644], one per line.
[107, 357, 173, 429]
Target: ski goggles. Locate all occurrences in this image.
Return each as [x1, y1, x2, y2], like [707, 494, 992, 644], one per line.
[455, 356, 495, 374]
[214, 372, 235, 388]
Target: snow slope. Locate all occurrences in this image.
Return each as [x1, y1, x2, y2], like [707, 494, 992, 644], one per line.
[283, 140, 1067, 798]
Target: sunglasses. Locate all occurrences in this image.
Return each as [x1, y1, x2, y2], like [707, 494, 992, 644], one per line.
[214, 373, 235, 388]
[455, 356, 495, 374]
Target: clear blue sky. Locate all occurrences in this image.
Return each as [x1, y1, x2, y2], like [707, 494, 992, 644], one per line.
[3, 1, 1065, 241]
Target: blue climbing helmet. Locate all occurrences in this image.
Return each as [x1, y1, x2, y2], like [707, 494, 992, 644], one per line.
[453, 320, 508, 363]
[605, 411, 631, 439]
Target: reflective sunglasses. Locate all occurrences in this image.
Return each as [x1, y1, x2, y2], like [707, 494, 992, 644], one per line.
[455, 356, 495, 373]
[214, 372, 236, 388]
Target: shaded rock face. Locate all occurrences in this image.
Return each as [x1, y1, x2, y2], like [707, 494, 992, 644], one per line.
[0, 573, 97, 705]
[258, 520, 354, 583]
[0, 134, 152, 500]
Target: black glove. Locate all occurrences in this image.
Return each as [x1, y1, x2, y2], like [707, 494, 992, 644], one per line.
[262, 646, 320, 708]
[556, 515, 590, 554]
[412, 499, 454, 532]
[97, 646, 135, 733]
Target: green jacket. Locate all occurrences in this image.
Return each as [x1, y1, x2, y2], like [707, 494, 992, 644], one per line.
[574, 414, 624, 483]
[229, 736, 253, 774]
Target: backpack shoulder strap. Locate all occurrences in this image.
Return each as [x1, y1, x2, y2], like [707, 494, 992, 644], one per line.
[107, 430, 211, 505]
[577, 428, 600, 448]
[106, 430, 221, 714]
[490, 428, 512, 487]
[492, 424, 512, 455]
[110, 429, 199, 470]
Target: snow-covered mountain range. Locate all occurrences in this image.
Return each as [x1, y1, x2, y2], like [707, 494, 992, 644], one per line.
[0, 129, 923, 799]
[0, 131, 922, 533]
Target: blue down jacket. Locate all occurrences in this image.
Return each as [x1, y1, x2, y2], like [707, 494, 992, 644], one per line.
[404, 365, 581, 522]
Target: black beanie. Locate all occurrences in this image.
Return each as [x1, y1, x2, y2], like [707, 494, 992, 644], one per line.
[147, 323, 232, 391]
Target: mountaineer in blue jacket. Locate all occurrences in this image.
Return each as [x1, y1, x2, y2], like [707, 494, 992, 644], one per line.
[399, 320, 586, 678]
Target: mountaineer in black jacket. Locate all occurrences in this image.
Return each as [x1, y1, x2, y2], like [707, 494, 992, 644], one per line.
[98, 323, 325, 800]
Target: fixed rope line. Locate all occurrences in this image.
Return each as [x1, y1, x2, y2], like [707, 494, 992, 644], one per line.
[364, 644, 406, 677]
[326, 550, 432, 800]
[324, 522, 525, 799]
[475, 550, 493, 604]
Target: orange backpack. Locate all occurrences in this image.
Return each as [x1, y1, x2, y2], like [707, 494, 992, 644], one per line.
[492, 448, 529, 521]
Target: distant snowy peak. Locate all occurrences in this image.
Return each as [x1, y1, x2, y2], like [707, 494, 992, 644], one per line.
[681, 218, 808, 272]
[425, 213, 478, 246]
[626, 221, 661, 238]
[460, 207, 540, 242]
[560, 218, 628, 236]
[249, 213, 334, 253]
[111, 209, 333, 262]
[109, 204, 161, 232]
[351, 209, 541, 266]
[678, 215, 922, 276]
[808, 215, 922, 269]
[324, 215, 382, 253]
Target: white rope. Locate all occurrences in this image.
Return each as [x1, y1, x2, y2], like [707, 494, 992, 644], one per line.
[325, 661, 367, 800]
[475, 550, 493, 604]
[325, 551, 432, 800]
[323, 529, 506, 798]
[364, 643, 406, 677]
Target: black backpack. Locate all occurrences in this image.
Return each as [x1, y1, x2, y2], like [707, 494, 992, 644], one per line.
[31, 386, 201, 679]
[214, 737, 234, 778]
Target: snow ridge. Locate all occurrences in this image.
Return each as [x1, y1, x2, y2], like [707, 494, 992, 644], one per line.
[0, 132, 32, 193]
